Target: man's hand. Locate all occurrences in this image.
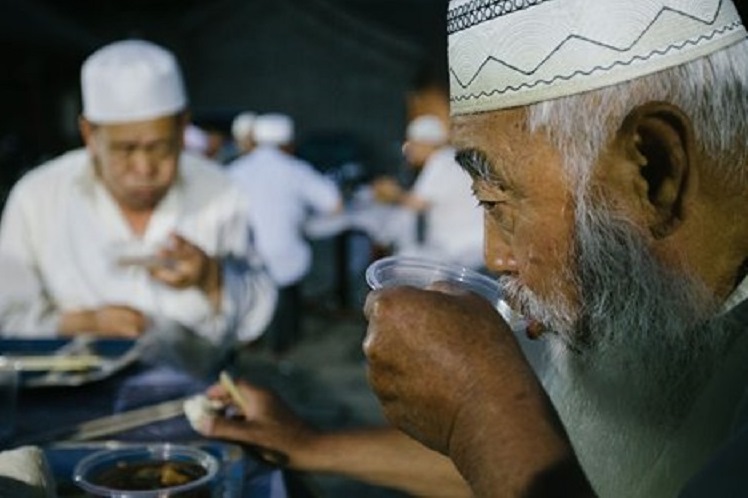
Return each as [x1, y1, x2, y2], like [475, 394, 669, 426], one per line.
[195, 379, 318, 469]
[363, 284, 593, 497]
[149, 232, 222, 309]
[59, 304, 148, 338]
[363, 284, 522, 454]
[372, 176, 405, 204]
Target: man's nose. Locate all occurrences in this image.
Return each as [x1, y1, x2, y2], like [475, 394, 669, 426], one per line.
[129, 148, 159, 177]
[483, 216, 517, 274]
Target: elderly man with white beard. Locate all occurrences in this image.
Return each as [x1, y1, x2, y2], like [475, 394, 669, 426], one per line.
[363, 0, 748, 496]
[189, 1, 748, 496]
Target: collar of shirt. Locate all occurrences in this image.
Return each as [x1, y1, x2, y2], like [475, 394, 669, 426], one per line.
[721, 274, 748, 314]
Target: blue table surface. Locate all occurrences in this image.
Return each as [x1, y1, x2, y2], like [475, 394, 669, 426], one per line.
[1, 338, 287, 498]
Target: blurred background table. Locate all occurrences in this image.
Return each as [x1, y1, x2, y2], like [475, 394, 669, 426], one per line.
[1, 337, 304, 498]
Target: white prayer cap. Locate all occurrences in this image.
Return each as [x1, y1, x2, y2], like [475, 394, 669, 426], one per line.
[406, 115, 448, 145]
[81, 39, 187, 123]
[448, 0, 747, 115]
[231, 112, 257, 142]
[253, 113, 294, 145]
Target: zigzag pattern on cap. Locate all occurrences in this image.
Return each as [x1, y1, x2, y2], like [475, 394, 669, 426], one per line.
[448, 0, 746, 112]
[452, 20, 741, 101]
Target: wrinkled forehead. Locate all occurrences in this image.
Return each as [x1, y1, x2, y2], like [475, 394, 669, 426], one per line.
[450, 107, 531, 156]
[451, 107, 569, 189]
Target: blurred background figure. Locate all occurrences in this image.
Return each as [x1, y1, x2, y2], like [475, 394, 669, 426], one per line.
[0, 39, 276, 371]
[201, 123, 231, 163]
[183, 123, 210, 157]
[231, 111, 257, 159]
[229, 113, 343, 356]
[371, 114, 483, 269]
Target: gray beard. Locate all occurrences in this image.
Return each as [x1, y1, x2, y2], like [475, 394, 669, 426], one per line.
[499, 200, 735, 497]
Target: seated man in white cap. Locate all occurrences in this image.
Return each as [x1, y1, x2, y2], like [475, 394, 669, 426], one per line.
[372, 114, 483, 269]
[228, 113, 342, 355]
[0, 40, 276, 364]
[192, 1, 748, 496]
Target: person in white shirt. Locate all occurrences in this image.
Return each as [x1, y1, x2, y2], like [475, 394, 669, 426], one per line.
[372, 114, 483, 269]
[0, 40, 276, 366]
[228, 113, 342, 354]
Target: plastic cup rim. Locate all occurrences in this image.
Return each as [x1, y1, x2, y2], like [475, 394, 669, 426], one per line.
[72, 443, 219, 497]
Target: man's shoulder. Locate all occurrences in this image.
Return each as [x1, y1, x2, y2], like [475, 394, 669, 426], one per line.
[12, 149, 88, 194]
[180, 152, 234, 190]
[178, 153, 246, 211]
[225, 153, 256, 176]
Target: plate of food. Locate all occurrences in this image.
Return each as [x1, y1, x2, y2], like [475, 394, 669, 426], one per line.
[0, 336, 140, 388]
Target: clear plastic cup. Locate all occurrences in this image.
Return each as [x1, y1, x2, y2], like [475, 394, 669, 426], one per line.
[73, 443, 220, 497]
[366, 256, 502, 306]
[365, 255, 527, 331]
[0, 357, 18, 444]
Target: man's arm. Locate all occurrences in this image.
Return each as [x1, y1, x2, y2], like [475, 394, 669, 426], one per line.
[197, 380, 472, 497]
[303, 427, 472, 497]
[58, 305, 147, 338]
[363, 285, 596, 497]
[0, 188, 59, 336]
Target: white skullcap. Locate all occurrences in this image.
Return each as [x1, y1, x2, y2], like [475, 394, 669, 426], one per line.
[231, 112, 257, 142]
[254, 113, 294, 146]
[448, 0, 747, 115]
[81, 39, 187, 123]
[406, 115, 448, 145]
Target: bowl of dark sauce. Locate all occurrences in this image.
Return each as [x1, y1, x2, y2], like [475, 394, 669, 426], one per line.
[73, 444, 219, 497]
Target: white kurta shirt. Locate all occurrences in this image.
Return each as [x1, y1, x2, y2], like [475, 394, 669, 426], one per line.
[404, 146, 484, 268]
[0, 148, 276, 345]
[228, 146, 342, 287]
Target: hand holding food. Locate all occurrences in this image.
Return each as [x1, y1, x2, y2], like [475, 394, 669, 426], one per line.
[185, 373, 316, 468]
[148, 233, 221, 307]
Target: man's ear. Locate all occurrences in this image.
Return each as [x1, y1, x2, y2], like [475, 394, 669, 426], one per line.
[176, 111, 190, 150]
[78, 116, 96, 152]
[616, 102, 696, 239]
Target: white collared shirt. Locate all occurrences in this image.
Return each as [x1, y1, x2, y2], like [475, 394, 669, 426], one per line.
[406, 146, 484, 269]
[0, 148, 276, 345]
[228, 145, 342, 286]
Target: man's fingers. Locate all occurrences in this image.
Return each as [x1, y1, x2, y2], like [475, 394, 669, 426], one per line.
[207, 417, 290, 467]
[206, 416, 253, 441]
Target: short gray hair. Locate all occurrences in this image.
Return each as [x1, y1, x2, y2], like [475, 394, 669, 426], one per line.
[527, 39, 748, 193]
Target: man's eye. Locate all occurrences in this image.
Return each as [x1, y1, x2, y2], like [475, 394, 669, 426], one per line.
[477, 200, 503, 211]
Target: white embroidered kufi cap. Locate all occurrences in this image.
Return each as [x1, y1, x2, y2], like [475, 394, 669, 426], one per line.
[448, 0, 747, 115]
[254, 113, 295, 146]
[406, 115, 448, 145]
[81, 39, 187, 123]
[231, 112, 257, 142]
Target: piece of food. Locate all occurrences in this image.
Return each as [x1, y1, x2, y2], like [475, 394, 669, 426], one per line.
[10, 354, 104, 372]
[0, 445, 56, 498]
[116, 255, 177, 270]
[182, 394, 224, 433]
[92, 460, 207, 491]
